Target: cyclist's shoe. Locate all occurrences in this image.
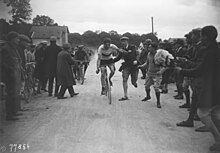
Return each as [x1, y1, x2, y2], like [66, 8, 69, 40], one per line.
[101, 87, 106, 95]
[96, 69, 100, 74]
[57, 96, 67, 100]
[41, 88, 48, 92]
[71, 93, 79, 97]
[133, 83, 138, 88]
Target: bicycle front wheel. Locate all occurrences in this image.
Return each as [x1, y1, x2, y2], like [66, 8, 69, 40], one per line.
[106, 79, 112, 104]
[80, 67, 85, 85]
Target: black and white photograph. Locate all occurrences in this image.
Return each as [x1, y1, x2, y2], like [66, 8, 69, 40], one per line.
[0, 0, 220, 152]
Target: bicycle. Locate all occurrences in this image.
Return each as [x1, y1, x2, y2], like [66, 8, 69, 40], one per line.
[75, 60, 89, 85]
[96, 66, 112, 104]
[21, 62, 36, 103]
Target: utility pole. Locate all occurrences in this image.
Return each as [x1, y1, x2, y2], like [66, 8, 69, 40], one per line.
[151, 16, 154, 35]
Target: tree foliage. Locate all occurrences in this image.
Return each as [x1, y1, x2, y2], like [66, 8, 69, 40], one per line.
[69, 30, 159, 48]
[68, 33, 82, 46]
[32, 15, 58, 26]
[3, 0, 32, 24]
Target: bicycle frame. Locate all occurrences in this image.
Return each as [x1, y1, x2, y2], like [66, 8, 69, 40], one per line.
[103, 67, 112, 104]
[78, 62, 85, 85]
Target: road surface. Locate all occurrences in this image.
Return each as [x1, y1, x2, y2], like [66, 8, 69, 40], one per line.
[0, 55, 215, 153]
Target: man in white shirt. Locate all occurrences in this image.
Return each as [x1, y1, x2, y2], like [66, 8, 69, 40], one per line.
[96, 38, 119, 95]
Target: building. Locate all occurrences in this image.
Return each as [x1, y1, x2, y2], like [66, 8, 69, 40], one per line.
[30, 26, 69, 46]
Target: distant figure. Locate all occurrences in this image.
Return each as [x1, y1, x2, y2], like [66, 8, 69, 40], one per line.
[34, 41, 47, 94]
[57, 43, 79, 99]
[138, 39, 152, 79]
[74, 45, 90, 77]
[18, 34, 31, 70]
[44, 36, 62, 97]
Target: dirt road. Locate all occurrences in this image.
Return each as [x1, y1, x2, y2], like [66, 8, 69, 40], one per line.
[0, 55, 215, 153]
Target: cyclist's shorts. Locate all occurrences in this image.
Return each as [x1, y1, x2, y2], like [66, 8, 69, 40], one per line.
[100, 59, 114, 67]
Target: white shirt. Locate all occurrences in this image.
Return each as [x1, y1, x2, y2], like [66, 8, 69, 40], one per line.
[98, 44, 118, 60]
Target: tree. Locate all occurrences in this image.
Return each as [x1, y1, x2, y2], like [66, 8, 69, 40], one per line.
[82, 30, 101, 47]
[32, 15, 58, 26]
[98, 31, 110, 41]
[141, 33, 159, 43]
[4, 0, 32, 24]
[68, 33, 82, 46]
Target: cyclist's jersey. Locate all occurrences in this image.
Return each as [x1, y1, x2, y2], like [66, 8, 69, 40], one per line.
[98, 44, 118, 60]
[75, 50, 88, 61]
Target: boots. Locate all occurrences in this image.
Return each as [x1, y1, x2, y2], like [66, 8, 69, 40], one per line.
[156, 92, 161, 108]
[174, 84, 184, 99]
[179, 89, 190, 108]
[161, 84, 168, 94]
[142, 89, 151, 101]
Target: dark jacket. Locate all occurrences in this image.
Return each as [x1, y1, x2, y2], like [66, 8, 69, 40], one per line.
[33, 46, 46, 80]
[174, 47, 186, 58]
[1, 42, 23, 84]
[74, 50, 89, 61]
[44, 43, 61, 78]
[18, 45, 26, 70]
[181, 42, 203, 69]
[181, 42, 220, 108]
[57, 50, 76, 86]
[114, 44, 138, 70]
[138, 48, 149, 65]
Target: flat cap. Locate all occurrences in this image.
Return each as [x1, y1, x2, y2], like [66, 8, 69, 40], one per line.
[120, 36, 129, 41]
[18, 34, 31, 42]
[40, 40, 48, 44]
[63, 43, 71, 49]
[143, 39, 152, 44]
[7, 31, 19, 41]
[50, 36, 57, 41]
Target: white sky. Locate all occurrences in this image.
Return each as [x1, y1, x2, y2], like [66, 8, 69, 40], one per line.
[1, 0, 220, 40]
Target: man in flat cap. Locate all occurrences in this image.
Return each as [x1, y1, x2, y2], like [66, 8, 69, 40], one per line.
[57, 43, 79, 99]
[34, 41, 48, 93]
[1, 31, 23, 120]
[44, 36, 62, 97]
[113, 36, 139, 101]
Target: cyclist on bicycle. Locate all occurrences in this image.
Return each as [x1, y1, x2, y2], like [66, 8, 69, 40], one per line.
[74, 45, 89, 78]
[96, 37, 119, 95]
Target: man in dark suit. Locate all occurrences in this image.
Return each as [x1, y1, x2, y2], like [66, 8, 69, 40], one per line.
[44, 36, 62, 96]
[113, 36, 139, 101]
[173, 39, 186, 100]
[1, 31, 23, 120]
[57, 43, 78, 99]
[138, 39, 152, 79]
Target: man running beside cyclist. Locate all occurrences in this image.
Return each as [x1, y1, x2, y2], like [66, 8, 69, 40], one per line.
[97, 37, 139, 100]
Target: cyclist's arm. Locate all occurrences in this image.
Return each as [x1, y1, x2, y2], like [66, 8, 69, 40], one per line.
[97, 54, 101, 70]
[84, 51, 90, 62]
